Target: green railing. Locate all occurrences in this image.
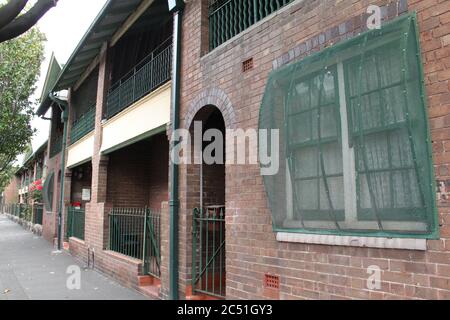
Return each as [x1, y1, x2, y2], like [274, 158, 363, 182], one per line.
[106, 38, 172, 119]
[192, 206, 226, 299]
[67, 207, 85, 240]
[50, 135, 63, 158]
[108, 207, 161, 278]
[34, 204, 44, 225]
[3, 203, 32, 221]
[70, 105, 96, 144]
[209, 0, 294, 50]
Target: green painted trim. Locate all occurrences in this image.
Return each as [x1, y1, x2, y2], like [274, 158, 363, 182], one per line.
[101, 124, 166, 155]
[67, 157, 92, 170]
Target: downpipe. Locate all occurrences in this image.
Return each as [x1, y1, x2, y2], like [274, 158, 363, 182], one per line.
[48, 93, 68, 252]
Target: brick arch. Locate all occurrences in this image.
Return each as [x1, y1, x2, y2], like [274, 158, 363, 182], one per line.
[184, 87, 237, 130]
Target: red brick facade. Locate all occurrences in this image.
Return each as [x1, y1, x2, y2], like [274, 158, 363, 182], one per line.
[15, 0, 449, 300]
[170, 0, 450, 300]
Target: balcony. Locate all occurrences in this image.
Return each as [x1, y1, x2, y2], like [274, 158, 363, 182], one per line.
[70, 104, 96, 144]
[208, 0, 295, 49]
[50, 135, 63, 158]
[106, 38, 172, 119]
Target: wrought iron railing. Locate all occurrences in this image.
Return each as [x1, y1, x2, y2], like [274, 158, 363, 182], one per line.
[70, 105, 96, 144]
[208, 0, 294, 49]
[106, 38, 173, 119]
[67, 207, 85, 240]
[108, 207, 161, 278]
[34, 204, 44, 225]
[192, 206, 226, 298]
[50, 135, 63, 158]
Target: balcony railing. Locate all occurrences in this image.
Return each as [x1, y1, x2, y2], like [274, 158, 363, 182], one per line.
[70, 105, 96, 144]
[50, 135, 63, 158]
[106, 38, 173, 119]
[67, 207, 85, 240]
[208, 0, 294, 49]
[108, 207, 161, 278]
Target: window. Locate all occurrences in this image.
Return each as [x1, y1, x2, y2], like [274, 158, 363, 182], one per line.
[259, 14, 438, 238]
[208, 0, 295, 50]
[43, 172, 54, 211]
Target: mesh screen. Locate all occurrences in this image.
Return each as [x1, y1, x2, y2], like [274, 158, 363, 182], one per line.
[259, 13, 438, 238]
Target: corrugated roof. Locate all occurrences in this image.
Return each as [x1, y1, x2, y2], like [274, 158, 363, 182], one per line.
[36, 0, 145, 116]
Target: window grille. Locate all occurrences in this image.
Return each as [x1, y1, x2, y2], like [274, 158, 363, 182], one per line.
[258, 14, 438, 238]
[208, 0, 295, 50]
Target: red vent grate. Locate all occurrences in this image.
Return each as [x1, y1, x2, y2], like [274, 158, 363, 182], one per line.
[242, 58, 254, 72]
[264, 274, 280, 289]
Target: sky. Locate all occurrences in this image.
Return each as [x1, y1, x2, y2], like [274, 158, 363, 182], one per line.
[19, 0, 108, 163]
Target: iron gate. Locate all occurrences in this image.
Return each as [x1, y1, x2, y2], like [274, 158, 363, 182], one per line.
[192, 206, 226, 298]
[108, 207, 161, 278]
[143, 209, 161, 278]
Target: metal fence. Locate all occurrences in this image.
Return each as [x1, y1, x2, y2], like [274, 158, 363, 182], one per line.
[192, 206, 226, 298]
[50, 135, 63, 158]
[66, 207, 85, 240]
[208, 0, 294, 49]
[106, 38, 172, 119]
[108, 207, 161, 278]
[34, 204, 44, 225]
[70, 104, 96, 144]
[2, 203, 32, 221]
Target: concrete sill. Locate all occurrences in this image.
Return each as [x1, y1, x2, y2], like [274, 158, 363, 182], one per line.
[276, 233, 427, 251]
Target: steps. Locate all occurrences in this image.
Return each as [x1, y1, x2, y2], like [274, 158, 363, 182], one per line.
[137, 275, 161, 299]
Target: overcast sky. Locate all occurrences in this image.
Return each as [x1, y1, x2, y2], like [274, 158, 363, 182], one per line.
[20, 0, 108, 163]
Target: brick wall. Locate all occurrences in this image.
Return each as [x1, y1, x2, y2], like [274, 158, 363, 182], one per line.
[106, 133, 169, 209]
[174, 0, 450, 299]
[2, 176, 18, 204]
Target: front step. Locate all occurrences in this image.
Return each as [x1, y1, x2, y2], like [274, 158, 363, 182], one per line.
[137, 275, 161, 299]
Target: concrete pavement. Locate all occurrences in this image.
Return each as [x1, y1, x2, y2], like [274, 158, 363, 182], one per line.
[0, 214, 147, 300]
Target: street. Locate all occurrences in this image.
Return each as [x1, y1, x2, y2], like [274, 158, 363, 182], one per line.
[0, 214, 146, 300]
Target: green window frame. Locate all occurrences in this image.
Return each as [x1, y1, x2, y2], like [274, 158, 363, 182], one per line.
[259, 13, 438, 239]
[43, 172, 54, 211]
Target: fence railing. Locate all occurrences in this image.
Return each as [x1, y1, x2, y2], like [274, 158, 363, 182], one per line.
[34, 204, 44, 225]
[67, 207, 85, 240]
[108, 207, 161, 278]
[192, 206, 226, 298]
[2, 203, 32, 221]
[50, 135, 63, 158]
[70, 105, 96, 144]
[106, 38, 172, 119]
[208, 0, 294, 49]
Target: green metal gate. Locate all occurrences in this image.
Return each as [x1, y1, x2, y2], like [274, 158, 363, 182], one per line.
[143, 209, 161, 278]
[108, 207, 161, 279]
[192, 206, 226, 298]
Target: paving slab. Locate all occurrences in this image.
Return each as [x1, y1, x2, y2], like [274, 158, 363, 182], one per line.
[0, 214, 147, 300]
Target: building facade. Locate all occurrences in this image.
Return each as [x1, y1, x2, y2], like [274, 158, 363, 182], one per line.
[26, 0, 450, 300]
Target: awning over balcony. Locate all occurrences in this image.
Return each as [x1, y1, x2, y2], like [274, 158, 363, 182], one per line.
[36, 0, 154, 117]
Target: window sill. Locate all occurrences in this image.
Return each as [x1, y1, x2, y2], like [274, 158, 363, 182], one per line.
[276, 232, 427, 251]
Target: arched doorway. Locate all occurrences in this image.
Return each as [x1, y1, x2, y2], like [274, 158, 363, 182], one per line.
[190, 105, 226, 299]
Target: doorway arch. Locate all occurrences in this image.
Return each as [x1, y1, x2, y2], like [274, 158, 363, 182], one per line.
[189, 105, 226, 299]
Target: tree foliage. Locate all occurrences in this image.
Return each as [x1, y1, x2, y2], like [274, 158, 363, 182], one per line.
[0, 27, 45, 191]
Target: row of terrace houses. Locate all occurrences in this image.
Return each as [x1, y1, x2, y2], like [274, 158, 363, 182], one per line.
[3, 0, 450, 300]
[1, 141, 47, 225]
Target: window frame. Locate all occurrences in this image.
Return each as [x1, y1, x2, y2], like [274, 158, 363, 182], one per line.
[264, 13, 439, 239]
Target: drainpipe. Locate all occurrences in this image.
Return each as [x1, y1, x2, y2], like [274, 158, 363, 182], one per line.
[168, 0, 184, 301]
[48, 94, 68, 251]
